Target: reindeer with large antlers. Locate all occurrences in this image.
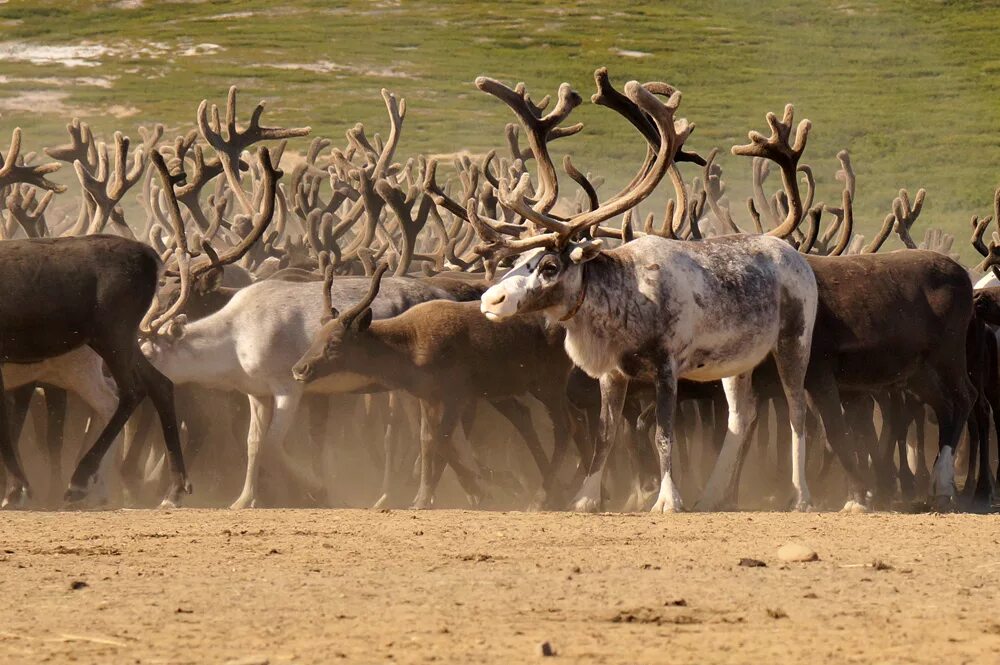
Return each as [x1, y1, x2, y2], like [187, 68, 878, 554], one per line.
[475, 71, 819, 513]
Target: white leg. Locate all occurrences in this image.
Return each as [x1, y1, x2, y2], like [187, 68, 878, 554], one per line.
[695, 373, 757, 511]
[932, 445, 956, 500]
[231, 395, 273, 509]
[773, 345, 812, 512]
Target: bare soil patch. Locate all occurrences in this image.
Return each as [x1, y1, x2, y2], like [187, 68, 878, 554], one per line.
[0, 510, 997, 663]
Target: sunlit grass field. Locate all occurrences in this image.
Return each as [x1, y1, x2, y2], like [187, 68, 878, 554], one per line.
[1, 0, 999, 259]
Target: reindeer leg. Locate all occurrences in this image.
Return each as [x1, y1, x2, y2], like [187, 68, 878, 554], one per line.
[0, 380, 33, 509]
[650, 360, 683, 513]
[231, 395, 274, 509]
[41, 386, 67, 507]
[572, 371, 628, 513]
[120, 401, 155, 506]
[696, 372, 758, 511]
[911, 365, 975, 511]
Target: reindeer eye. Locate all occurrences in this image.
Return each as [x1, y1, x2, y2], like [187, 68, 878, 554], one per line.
[540, 262, 559, 278]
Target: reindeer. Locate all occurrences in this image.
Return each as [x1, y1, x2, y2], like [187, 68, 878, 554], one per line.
[0, 150, 191, 508]
[473, 72, 819, 513]
[292, 264, 579, 509]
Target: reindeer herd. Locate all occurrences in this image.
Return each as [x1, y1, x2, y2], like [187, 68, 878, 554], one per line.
[1, 67, 1000, 514]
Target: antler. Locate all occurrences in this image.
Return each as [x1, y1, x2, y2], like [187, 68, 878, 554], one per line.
[44, 119, 98, 173]
[5, 185, 54, 238]
[493, 76, 691, 242]
[732, 104, 811, 238]
[891, 188, 926, 249]
[0, 129, 65, 193]
[197, 85, 309, 214]
[337, 262, 390, 329]
[74, 131, 145, 234]
[475, 76, 583, 215]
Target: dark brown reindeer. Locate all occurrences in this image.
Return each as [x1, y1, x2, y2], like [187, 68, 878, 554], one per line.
[0, 128, 191, 508]
[292, 264, 578, 509]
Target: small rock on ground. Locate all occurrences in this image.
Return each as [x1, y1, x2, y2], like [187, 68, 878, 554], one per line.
[777, 542, 819, 563]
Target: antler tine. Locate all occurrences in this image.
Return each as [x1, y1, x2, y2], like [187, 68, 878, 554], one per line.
[139, 123, 164, 154]
[338, 262, 390, 328]
[374, 89, 405, 178]
[563, 155, 599, 212]
[799, 165, 815, 213]
[862, 213, 897, 254]
[971, 214, 993, 257]
[322, 264, 336, 318]
[149, 149, 191, 255]
[732, 104, 811, 238]
[798, 205, 822, 254]
[197, 85, 309, 215]
[750, 158, 781, 229]
[423, 157, 470, 221]
[476, 76, 583, 214]
[830, 189, 855, 256]
[835, 149, 855, 199]
[0, 129, 66, 193]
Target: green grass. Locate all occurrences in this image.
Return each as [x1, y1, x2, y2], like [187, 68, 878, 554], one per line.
[1, 0, 999, 260]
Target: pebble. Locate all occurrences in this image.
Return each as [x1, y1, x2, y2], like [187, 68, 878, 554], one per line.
[537, 641, 556, 657]
[777, 542, 819, 562]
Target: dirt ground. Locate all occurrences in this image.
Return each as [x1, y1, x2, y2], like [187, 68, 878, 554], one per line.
[0, 510, 997, 664]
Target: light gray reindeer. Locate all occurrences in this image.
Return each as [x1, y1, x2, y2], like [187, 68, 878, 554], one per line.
[475, 72, 819, 513]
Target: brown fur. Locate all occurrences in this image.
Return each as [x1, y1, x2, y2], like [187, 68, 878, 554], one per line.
[294, 299, 575, 509]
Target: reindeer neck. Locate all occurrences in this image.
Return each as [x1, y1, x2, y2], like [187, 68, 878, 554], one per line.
[159, 317, 240, 385]
[353, 320, 425, 393]
[554, 250, 649, 378]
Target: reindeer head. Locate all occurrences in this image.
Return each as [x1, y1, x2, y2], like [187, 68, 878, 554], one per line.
[470, 70, 693, 321]
[292, 263, 388, 383]
[480, 240, 601, 320]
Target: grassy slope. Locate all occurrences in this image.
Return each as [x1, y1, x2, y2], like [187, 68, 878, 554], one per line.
[1, 0, 999, 260]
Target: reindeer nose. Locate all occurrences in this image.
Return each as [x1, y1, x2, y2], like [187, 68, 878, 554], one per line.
[483, 290, 506, 306]
[292, 363, 311, 382]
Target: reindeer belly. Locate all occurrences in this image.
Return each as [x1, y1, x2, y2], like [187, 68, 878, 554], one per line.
[677, 315, 780, 382]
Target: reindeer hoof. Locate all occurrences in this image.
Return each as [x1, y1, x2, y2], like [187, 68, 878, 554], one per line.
[571, 495, 600, 513]
[410, 494, 433, 510]
[229, 496, 256, 510]
[931, 495, 956, 513]
[372, 494, 391, 510]
[840, 499, 869, 514]
[64, 484, 88, 506]
[650, 496, 684, 513]
[2, 486, 29, 510]
[159, 498, 179, 510]
[794, 500, 813, 513]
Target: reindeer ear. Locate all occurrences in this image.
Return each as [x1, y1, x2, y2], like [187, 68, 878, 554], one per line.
[569, 239, 602, 264]
[355, 308, 373, 332]
[198, 268, 223, 295]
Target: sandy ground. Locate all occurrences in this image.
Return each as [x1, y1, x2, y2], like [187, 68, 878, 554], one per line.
[0, 509, 998, 664]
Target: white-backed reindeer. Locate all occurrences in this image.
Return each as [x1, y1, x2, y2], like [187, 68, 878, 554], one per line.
[474, 73, 819, 513]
